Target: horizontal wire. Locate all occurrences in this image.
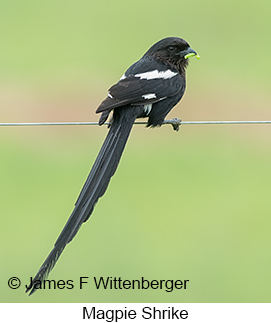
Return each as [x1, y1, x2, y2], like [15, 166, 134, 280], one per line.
[1, 119, 271, 127]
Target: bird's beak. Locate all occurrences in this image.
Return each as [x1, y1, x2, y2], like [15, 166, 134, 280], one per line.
[182, 47, 200, 59]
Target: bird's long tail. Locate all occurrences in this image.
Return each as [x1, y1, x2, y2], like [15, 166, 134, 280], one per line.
[26, 106, 139, 295]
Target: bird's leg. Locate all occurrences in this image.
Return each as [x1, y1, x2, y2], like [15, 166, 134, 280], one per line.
[107, 114, 114, 128]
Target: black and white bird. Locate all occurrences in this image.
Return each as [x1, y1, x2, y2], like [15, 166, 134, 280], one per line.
[26, 37, 199, 295]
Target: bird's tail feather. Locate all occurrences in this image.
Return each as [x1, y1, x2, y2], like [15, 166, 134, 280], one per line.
[26, 106, 139, 295]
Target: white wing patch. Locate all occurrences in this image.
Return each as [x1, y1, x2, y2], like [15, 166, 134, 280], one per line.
[120, 74, 126, 80]
[135, 69, 177, 80]
[108, 93, 113, 99]
[142, 93, 156, 100]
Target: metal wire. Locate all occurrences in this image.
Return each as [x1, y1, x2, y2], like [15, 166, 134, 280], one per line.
[0, 119, 271, 127]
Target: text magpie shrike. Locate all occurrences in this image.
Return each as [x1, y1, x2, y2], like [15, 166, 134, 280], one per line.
[26, 37, 199, 295]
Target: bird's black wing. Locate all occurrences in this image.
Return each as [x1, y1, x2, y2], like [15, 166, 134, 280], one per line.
[96, 60, 182, 124]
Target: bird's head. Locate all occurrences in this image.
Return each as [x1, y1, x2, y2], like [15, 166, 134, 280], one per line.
[144, 37, 199, 74]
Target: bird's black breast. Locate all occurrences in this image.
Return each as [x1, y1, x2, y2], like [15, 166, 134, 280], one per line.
[146, 82, 185, 127]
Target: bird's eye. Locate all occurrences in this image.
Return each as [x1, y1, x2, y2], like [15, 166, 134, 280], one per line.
[167, 46, 176, 52]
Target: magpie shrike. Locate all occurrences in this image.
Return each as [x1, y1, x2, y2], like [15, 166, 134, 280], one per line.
[26, 37, 199, 295]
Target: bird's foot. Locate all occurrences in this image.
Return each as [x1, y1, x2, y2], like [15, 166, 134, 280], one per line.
[170, 118, 181, 132]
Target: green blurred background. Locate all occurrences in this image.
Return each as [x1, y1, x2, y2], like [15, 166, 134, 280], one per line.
[1, 0, 271, 303]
